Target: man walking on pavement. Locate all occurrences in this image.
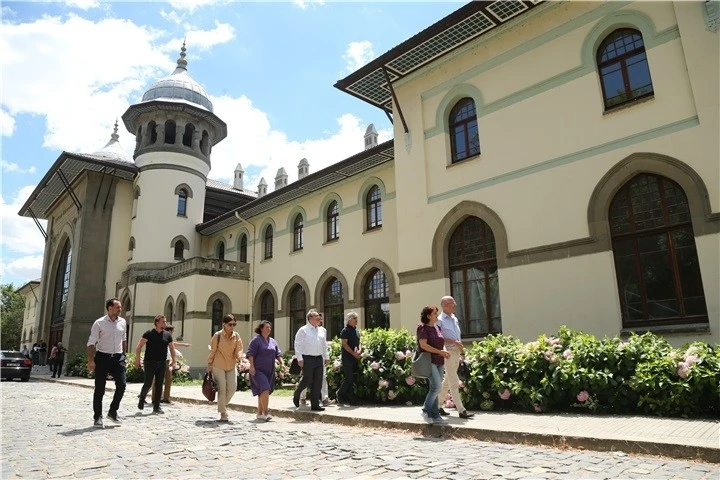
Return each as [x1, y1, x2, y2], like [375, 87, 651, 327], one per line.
[293, 309, 329, 411]
[437, 296, 474, 419]
[87, 298, 128, 428]
[135, 315, 177, 415]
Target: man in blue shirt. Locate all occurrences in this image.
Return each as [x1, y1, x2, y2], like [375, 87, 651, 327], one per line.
[436, 296, 474, 419]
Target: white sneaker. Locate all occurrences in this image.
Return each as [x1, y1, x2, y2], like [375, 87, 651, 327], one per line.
[256, 414, 267, 421]
[421, 411, 433, 424]
[264, 414, 272, 421]
[433, 416, 448, 424]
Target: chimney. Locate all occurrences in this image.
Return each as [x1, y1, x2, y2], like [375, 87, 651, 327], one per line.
[298, 158, 309, 180]
[257, 177, 267, 197]
[275, 167, 288, 190]
[364, 123, 378, 150]
[234, 163, 244, 190]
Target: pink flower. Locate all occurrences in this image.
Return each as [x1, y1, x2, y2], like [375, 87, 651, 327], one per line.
[548, 337, 562, 346]
[378, 379, 389, 389]
[444, 393, 455, 409]
[533, 404, 542, 413]
[677, 362, 690, 378]
[395, 351, 406, 361]
[387, 390, 397, 400]
[684, 354, 698, 366]
[576, 390, 590, 403]
[458, 381, 465, 389]
[563, 349, 573, 360]
[371, 361, 380, 370]
[405, 349, 412, 358]
[544, 350, 553, 361]
[333, 360, 342, 372]
[405, 376, 416, 386]
[499, 389, 511, 400]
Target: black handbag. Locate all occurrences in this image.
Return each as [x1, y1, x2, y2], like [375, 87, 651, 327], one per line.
[202, 372, 217, 402]
[289, 358, 301, 375]
[411, 350, 431, 378]
[457, 359, 471, 381]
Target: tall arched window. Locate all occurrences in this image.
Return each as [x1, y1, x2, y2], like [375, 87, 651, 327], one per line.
[289, 285, 306, 346]
[165, 301, 174, 325]
[327, 201, 339, 242]
[217, 241, 225, 261]
[177, 299, 186, 338]
[211, 299, 223, 335]
[164, 119, 177, 144]
[260, 291, 275, 334]
[182, 123, 195, 147]
[324, 278, 344, 338]
[239, 234, 248, 263]
[449, 216, 502, 336]
[264, 225, 273, 259]
[449, 97, 480, 163]
[177, 189, 187, 216]
[293, 214, 304, 251]
[132, 187, 140, 218]
[52, 240, 72, 325]
[610, 174, 707, 327]
[366, 186, 382, 231]
[597, 28, 653, 110]
[148, 120, 158, 145]
[174, 240, 185, 260]
[364, 269, 389, 329]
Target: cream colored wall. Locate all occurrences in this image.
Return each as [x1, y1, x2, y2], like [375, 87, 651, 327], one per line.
[104, 181, 133, 300]
[130, 151, 208, 263]
[390, 2, 718, 343]
[20, 284, 40, 346]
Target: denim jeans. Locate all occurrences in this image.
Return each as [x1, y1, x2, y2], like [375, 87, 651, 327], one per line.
[422, 363, 445, 419]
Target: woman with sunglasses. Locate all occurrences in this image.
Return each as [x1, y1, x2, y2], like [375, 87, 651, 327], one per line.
[207, 314, 244, 422]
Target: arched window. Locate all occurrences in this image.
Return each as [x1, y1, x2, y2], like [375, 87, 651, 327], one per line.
[293, 214, 304, 251]
[217, 241, 225, 261]
[449, 97, 480, 163]
[448, 216, 502, 336]
[364, 269, 389, 329]
[132, 187, 140, 218]
[289, 285, 306, 346]
[177, 299, 186, 338]
[610, 174, 707, 327]
[366, 186, 382, 231]
[164, 119, 177, 144]
[260, 291, 275, 334]
[148, 120, 158, 145]
[211, 299, 223, 335]
[182, 123, 195, 147]
[327, 201, 339, 242]
[128, 237, 135, 260]
[264, 225, 273, 259]
[177, 189, 187, 216]
[597, 28, 653, 110]
[324, 278, 344, 338]
[239, 234, 248, 263]
[200, 130, 210, 155]
[174, 240, 185, 260]
[165, 301, 173, 325]
[52, 240, 72, 325]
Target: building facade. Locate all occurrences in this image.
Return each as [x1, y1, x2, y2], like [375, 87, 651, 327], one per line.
[20, 1, 719, 375]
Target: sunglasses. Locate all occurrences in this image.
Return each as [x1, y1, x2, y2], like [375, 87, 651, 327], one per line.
[226, 323, 237, 327]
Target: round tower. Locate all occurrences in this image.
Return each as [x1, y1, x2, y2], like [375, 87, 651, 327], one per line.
[121, 44, 227, 264]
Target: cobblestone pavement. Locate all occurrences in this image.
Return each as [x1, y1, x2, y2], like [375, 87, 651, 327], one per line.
[2, 381, 718, 479]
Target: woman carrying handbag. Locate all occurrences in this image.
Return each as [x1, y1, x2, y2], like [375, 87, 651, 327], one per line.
[207, 315, 244, 422]
[417, 305, 450, 425]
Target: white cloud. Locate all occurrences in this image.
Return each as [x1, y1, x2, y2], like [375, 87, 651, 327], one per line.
[167, 0, 215, 13]
[64, 0, 100, 10]
[0, 256, 44, 286]
[161, 21, 235, 53]
[343, 40, 375, 73]
[209, 94, 391, 192]
[1, 160, 36, 174]
[293, 0, 326, 10]
[0, 108, 16, 136]
[1, 185, 47, 257]
[160, 9, 183, 25]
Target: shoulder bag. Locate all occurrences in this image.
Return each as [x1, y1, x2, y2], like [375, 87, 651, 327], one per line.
[202, 372, 217, 402]
[411, 326, 432, 379]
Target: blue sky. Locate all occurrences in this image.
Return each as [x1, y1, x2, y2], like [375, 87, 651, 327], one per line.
[1, 0, 463, 288]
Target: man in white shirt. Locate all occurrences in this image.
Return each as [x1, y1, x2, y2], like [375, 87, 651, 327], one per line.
[87, 298, 128, 428]
[437, 296, 474, 419]
[292, 309, 329, 411]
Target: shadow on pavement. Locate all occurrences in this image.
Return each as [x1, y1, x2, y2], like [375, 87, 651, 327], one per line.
[59, 426, 119, 436]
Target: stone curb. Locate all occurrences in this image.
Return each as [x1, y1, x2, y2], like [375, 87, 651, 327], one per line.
[38, 377, 719, 464]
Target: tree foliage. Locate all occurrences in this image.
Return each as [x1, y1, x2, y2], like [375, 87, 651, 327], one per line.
[1, 284, 26, 350]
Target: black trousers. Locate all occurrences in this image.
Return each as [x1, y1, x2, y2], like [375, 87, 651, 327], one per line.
[139, 360, 166, 411]
[93, 353, 127, 420]
[294, 355, 324, 408]
[51, 361, 63, 378]
[337, 357, 358, 401]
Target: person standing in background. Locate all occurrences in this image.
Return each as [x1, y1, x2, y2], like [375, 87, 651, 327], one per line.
[50, 342, 67, 378]
[336, 312, 362, 405]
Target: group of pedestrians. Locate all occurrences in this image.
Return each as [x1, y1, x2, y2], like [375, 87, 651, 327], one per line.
[84, 294, 473, 428]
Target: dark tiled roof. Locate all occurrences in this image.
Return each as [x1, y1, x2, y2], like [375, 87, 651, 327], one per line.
[334, 0, 544, 111]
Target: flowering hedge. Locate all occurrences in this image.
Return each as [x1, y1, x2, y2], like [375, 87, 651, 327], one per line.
[236, 351, 300, 391]
[322, 326, 719, 418]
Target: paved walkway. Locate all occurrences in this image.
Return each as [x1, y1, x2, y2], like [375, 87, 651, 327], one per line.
[38, 373, 719, 463]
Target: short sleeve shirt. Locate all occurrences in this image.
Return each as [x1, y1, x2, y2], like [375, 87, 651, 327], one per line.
[417, 323, 445, 366]
[339, 325, 360, 362]
[142, 329, 174, 363]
